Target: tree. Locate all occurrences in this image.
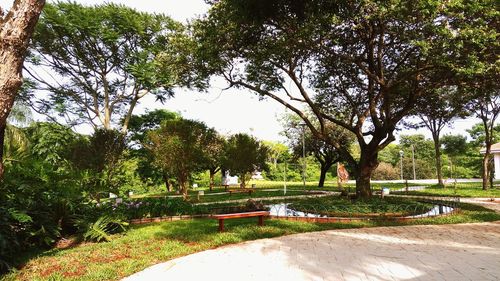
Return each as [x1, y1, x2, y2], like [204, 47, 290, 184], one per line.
[204, 131, 226, 191]
[442, 134, 473, 178]
[411, 87, 466, 185]
[399, 135, 435, 163]
[447, 0, 499, 189]
[145, 119, 212, 198]
[24, 2, 183, 133]
[191, 0, 471, 198]
[26, 122, 80, 166]
[282, 114, 352, 187]
[262, 141, 289, 169]
[222, 133, 268, 188]
[0, 0, 45, 178]
[442, 134, 469, 158]
[69, 129, 127, 202]
[127, 109, 180, 191]
[468, 122, 500, 189]
[469, 96, 500, 190]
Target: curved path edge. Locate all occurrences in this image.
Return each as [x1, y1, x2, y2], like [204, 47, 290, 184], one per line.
[123, 221, 500, 281]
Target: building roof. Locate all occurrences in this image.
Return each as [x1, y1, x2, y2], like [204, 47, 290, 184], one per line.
[480, 143, 500, 154]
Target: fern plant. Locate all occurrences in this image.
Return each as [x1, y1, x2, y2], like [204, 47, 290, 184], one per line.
[77, 215, 129, 242]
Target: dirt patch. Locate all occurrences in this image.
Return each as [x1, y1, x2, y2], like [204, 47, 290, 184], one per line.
[55, 236, 80, 250]
[62, 264, 86, 278]
[40, 264, 62, 278]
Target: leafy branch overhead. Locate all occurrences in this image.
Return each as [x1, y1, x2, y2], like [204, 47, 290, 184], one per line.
[23, 2, 189, 132]
[189, 0, 498, 198]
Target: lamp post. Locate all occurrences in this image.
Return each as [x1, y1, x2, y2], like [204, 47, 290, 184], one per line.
[299, 122, 307, 188]
[399, 150, 404, 181]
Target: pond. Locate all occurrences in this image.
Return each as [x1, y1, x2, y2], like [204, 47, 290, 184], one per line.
[266, 203, 454, 219]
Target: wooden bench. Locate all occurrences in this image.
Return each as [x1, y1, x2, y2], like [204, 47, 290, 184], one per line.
[227, 188, 255, 195]
[212, 211, 270, 232]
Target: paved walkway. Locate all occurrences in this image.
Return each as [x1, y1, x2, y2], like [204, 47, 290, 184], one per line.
[124, 221, 500, 281]
[461, 198, 500, 213]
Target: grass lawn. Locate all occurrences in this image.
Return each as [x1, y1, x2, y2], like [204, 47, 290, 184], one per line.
[286, 196, 434, 217]
[131, 184, 320, 199]
[3, 203, 499, 281]
[392, 183, 500, 198]
[193, 189, 321, 203]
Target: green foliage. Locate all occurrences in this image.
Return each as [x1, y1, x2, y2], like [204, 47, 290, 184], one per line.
[222, 133, 269, 187]
[372, 162, 400, 180]
[25, 122, 80, 166]
[262, 141, 290, 166]
[0, 159, 86, 272]
[26, 2, 184, 130]
[77, 215, 129, 243]
[281, 113, 353, 186]
[146, 119, 215, 196]
[401, 157, 435, 180]
[189, 0, 496, 197]
[128, 109, 181, 144]
[467, 123, 500, 148]
[442, 134, 469, 157]
[127, 110, 181, 187]
[69, 129, 127, 201]
[399, 134, 435, 162]
[3, 125, 30, 164]
[378, 144, 401, 166]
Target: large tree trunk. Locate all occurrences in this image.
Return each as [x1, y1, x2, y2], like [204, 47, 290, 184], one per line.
[209, 167, 219, 191]
[209, 171, 215, 191]
[0, 123, 5, 177]
[355, 148, 379, 198]
[240, 174, 246, 188]
[162, 174, 171, 192]
[431, 133, 444, 186]
[318, 162, 333, 188]
[0, 0, 46, 179]
[482, 145, 491, 191]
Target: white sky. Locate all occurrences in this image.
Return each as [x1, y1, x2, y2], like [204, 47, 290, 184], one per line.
[1, 0, 486, 143]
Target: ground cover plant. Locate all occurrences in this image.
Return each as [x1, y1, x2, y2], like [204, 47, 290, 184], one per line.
[2, 202, 498, 281]
[286, 196, 435, 217]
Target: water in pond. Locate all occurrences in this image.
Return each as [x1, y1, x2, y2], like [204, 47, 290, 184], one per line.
[267, 203, 327, 218]
[406, 205, 454, 218]
[266, 203, 454, 218]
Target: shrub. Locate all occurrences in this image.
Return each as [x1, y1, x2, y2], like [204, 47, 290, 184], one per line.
[372, 162, 399, 180]
[76, 215, 129, 242]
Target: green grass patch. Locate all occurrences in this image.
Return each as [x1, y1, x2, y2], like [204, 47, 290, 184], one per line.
[3, 202, 499, 281]
[392, 183, 500, 198]
[286, 196, 434, 217]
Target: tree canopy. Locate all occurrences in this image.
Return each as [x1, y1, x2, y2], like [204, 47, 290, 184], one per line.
[24, 2, 184, 132]
[222, 133, 268, 188]
[189, 0, 492, 197]
[145, 119, 215, 198]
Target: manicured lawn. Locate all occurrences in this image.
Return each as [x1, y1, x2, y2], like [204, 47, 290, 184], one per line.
[3, 203, 499, 281]
[130, 184, 321, 199]
[194, 189, 320, 203]
[287, 196, 434, 217]
[392, 183, 500, 198]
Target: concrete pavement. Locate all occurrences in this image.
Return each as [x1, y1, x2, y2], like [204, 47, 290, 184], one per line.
[123, 221, 500, 281]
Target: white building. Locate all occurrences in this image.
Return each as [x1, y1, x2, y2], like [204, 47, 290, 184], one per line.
[480, 143, 500, 180]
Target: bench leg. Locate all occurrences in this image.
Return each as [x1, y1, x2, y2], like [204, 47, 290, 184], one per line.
[218, 219, 224, 232]
[258, 215, 264, 226]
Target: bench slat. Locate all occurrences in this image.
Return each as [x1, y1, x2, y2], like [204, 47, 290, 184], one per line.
[213, 211, 269, 219]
